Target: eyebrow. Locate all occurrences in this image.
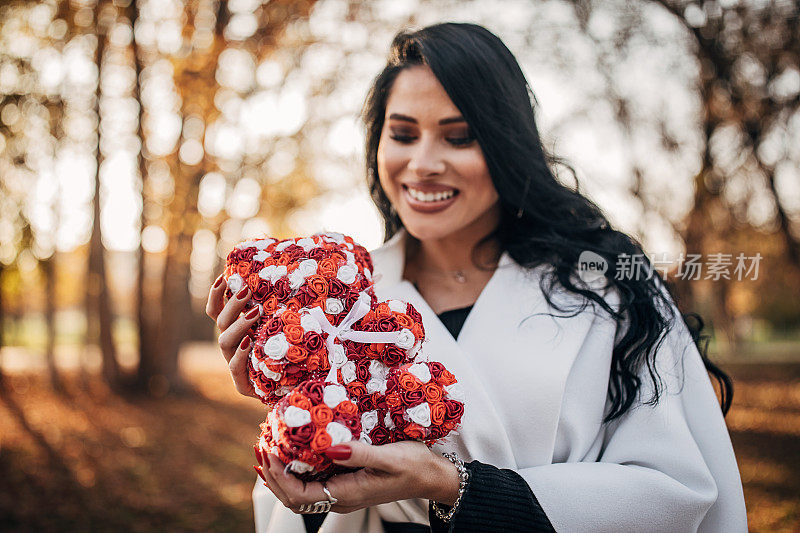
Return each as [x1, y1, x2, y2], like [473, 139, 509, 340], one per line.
[388, 113, 466, 125]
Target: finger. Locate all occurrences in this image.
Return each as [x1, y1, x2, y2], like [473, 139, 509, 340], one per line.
[205, 274, 227, 320]
[322, 440, 396, 472]
[216, 286, 252, 332]
[229, 336, 257, 398]
[266, 454, 320, 511]
[217, 304, 261, 356]
[261, 457, 292, 508]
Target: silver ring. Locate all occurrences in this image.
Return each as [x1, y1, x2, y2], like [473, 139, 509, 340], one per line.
[297, 500, 332, 514]
[322, 484, 338, 504]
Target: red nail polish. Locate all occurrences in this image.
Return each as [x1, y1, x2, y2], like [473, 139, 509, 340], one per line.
[240, 336, 252, 350]
[236, 287, 249, 299]
[323, 445, 351, 460]
[254, 465, 266, 482]
[213, 276, 224, 288]
[245, 307, 259, 319]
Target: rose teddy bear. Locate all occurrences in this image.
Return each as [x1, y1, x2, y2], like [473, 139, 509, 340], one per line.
[224, 232, 466, 480]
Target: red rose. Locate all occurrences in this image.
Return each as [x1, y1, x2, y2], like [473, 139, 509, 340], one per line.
[303, 331, 323, 353]
[287, 424, 314, 446]
[381, 345, 406, 366]
[444, 400, 464, 421]
[240, 247, 257, 261]
[355, 360, 370, 382]
[300, 380, 324, 403]
[376, 316, 398, 332]
[342, 415, 360, 433]
[273, 278, 291, 300]
[403, 423, 426, 439]
[406, 305, 423, 324]
[427, 361, 446, 379]
[327, 278, 348, 298]
[253, 279, 271, 301]
[264, 317, 284, 336]
[369, 426, 391, 445]
[400, 388, 424, 406]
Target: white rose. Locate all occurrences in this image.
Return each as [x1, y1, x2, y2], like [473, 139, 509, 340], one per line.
[344, 250, 355, 264]
[364, 269, 372, 281]
[323, 384, 348, 408]
[336, 264, 357, 285]
[395, 329, 415, 350]
[288, 269, 305, 290]
[263, 333, 289, 359]
[329, 344, 347, 368]
[408, 363, 431, 383]
[259, 265, 275, 281]
[275, 385, 293, 396]
[236, 240, 256, 250]
[325, 232, 345, 244]
[366, 377, 386, 394]
[251, 353, 281, 381]
[300, 313, 322, 333]
[252, 381, 267, 399]
[359, 432, 372, 445]
[406, 402, 432, 428]
[340, 361, 357, 384]
[253, 250, 270, 262]
[274, 240, 293, 252]
[227, 274, 243, 294]
[270, 265, 287, 284]
[387, 300, 406, 313]
[269, 412, 280, 436]
[254, 238, 274, 250]
[444, 383, 465, 402]
[384, 412, 395, 429]
[325, 298, 344, 315]
[326, 421, 353, 445]
[408, 340, 423, 360]
[361, 410, 379, 433]
[368, 360, 388, 379]
[297, 237, 316, 252]
[284, 405, 311, 427]
[289, 460, 314, 474]
[298, 258, 318, 277]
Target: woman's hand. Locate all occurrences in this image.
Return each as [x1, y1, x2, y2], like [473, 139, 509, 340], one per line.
[205, 273, 261, 399]
[256, 440, 461, 514]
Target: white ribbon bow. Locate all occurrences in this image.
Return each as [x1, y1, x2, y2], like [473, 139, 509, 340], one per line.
[306, 292, 405, 383]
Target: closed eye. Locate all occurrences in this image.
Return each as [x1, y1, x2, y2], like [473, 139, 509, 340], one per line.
[389, 134, 475, 147]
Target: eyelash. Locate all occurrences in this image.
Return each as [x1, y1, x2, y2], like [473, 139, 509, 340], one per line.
[389, 134, 475, 147]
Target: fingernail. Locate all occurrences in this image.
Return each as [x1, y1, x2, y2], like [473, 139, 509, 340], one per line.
[237, 287, 249, 299]
[254, 444, 263, 466]
[323, 445, 351, 460]
[245, 307, 259, 319]
[254, 465, 266, 482]
[240, 336, 252, 350]
[213, 276, 224, 288]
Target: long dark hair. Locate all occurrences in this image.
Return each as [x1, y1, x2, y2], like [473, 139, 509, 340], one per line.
[361, 22, 732, 422]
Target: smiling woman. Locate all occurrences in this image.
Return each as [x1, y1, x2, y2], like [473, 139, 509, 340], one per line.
[207, 22, 748, 533]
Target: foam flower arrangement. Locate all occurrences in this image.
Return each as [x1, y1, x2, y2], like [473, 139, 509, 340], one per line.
[225, 232, 466, 479]
[255, 380, 362, 481]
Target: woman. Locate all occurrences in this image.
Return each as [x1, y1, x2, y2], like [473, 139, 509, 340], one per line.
[206, 23, 748, 532]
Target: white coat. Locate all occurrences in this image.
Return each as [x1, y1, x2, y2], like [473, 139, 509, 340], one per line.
[253, 229, 748, 533]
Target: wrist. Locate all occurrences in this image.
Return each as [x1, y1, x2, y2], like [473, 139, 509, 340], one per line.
[425, 453, 461, 505]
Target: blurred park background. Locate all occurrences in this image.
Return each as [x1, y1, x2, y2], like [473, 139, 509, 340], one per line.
[0, 0, 799, 531]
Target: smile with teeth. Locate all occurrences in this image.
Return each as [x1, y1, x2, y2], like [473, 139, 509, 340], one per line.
[405, 187, 458, 202]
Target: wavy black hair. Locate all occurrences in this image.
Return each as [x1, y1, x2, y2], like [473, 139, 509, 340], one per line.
[360, 22, 732, 422]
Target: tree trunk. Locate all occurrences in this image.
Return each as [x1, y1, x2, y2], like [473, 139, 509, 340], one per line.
[41, 256, 63, 392]
[89, 0, 120, 388]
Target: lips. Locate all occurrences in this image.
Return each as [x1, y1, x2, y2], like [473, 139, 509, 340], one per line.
[401, 183, 459, 214]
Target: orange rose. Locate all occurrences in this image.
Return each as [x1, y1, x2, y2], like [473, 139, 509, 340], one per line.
[288, 394, 311, 410]
[307, 275, 329, 297]
[237, 261, 251, 277]
[225, 265, 235, 278]
[265, 361, 283, 374]
[395, 313, 413, 329]
[403, 423, 426, 439]
[438, 370, 457, 386]
[311, 429, 333, 452]
[277, 255, 291, 266]
[411, 324, 424, 339]
[285, 298, 302, 312]
[310, 404, 334, 427]
[385, 393, 402, 408]
[423, 382, 443, 403]
[318, 258, 338, 278]
[306, 353, 320, 371]
[375, 303, 392, 318]
[285, 345, 308, 363]
[346, 381, 367, 398]
[248, 272, 261, 289]
[282, 310, 301, 326]
[430, 402, 447, 425]
[262, 257, 276, 267]
[331, 251, 346, 263]
[399, 373, 421, 391]
[335, 400, 358, 417]
[263, 296, 279, 314]
[283, 323, 305, 344]
[361, 310, 376, 324]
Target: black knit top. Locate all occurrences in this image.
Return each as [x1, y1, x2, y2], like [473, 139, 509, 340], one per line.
[302, 306, 556, 533]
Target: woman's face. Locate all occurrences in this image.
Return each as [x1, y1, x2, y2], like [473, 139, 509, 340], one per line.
[376, 65, 500, 244]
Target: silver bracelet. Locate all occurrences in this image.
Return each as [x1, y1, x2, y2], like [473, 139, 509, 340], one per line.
[431, 451, 470, 523]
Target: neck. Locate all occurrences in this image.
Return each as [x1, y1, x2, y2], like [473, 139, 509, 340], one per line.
[406, 213, 502, 274]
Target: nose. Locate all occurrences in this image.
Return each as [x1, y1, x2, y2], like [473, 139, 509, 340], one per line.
[407, 136, 446, 177]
